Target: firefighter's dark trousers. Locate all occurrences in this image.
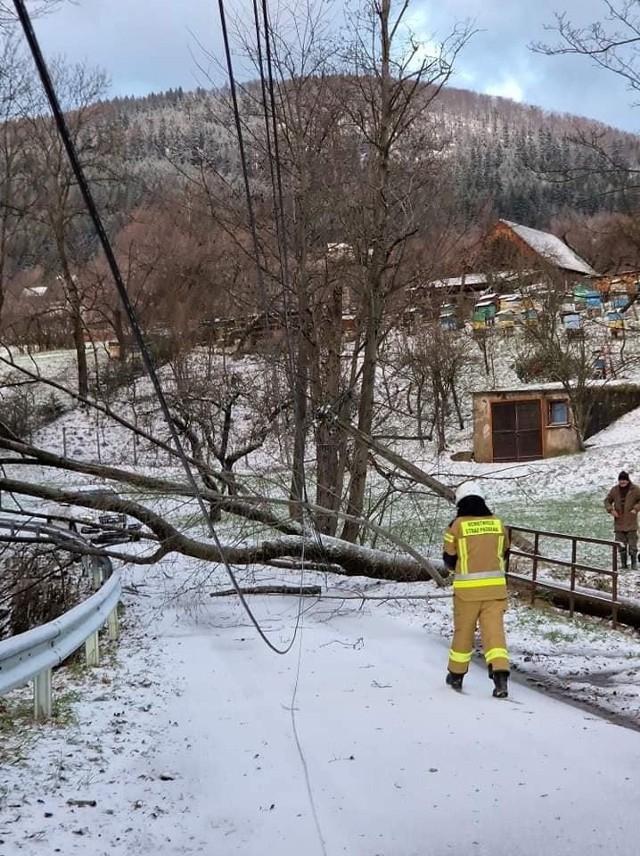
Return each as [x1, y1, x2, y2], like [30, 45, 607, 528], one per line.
[448, 597, 509, 674]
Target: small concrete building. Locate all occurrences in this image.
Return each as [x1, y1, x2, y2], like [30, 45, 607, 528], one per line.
[473, 382, 640, 462]
[473, 385, 576, 462]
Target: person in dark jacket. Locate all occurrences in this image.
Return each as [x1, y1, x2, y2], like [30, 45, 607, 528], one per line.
[442, 480, 511, 698]
[604, 471, 640, 570]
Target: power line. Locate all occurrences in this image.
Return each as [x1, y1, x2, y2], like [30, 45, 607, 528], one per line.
[216, 0, 271, 313]
[12, 0, 297, 656]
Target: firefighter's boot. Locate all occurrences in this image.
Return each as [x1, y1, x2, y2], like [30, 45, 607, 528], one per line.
[445, 671, 464, 692]
[492, 670, 509, 699]
[620, 549, 628, 570]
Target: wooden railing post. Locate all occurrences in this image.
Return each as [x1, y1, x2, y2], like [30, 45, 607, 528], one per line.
[506, 525, 620, 625]
[569, 538, 577, 617]
[531, 532, 540, 605]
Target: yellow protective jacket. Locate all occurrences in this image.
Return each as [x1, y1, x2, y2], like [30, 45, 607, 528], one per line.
[443, 515, 509, 602]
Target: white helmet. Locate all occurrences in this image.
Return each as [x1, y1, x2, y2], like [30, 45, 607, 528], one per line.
[455, 480, 485, 504]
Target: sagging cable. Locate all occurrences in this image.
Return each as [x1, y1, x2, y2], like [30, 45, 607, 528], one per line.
[12, 0, 296, 656]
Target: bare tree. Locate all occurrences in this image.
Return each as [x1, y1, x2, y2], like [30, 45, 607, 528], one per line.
[0, 32, 36, 320]
[80, 193, 243, 364]
[0, 1, 64, 30]
[0, 1, 480, 590]
[166, 345, 291, 518]
[400, 324, 472, 453]
[20, 60, 115, 398]
[188, 1, 473, 540]
[533, 2, 640, 97]
[531, 2, 640, 200]
[333, 0, 473, 541]
[0, 430, 445, 584]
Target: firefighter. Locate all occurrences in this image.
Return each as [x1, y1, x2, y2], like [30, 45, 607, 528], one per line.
[442, 480, 511, 698]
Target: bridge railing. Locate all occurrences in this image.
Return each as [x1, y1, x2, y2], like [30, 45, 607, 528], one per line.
[507, 525, 620, 627]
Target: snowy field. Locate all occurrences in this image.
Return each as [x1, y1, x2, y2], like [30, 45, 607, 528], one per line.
[3, 335, 640, 853]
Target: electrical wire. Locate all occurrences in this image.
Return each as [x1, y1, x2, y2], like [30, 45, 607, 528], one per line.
[288, 536, 329, 856]
[214, 0, 314, 657]
[249, 0, 339, 552]
[251, 0, 283, 275]
[223, 10, 335, 851]
[216, 0, 271, 313]
[217, 0, 351, 689]
[12, 0, 296, 656]
[258, 0, 291, 297]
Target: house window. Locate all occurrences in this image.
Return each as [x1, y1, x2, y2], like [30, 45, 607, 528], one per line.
[548, 400, 569, 426]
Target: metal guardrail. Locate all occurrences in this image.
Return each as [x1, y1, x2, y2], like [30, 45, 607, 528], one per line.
[0, 514, 87, 545]
[507, 525, 620, 627]
[0, 515, 121, 718]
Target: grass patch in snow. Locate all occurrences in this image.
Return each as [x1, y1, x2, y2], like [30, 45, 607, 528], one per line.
[511, 603, 614, 646]
[0, 688, 81, 735]
[0, 688, 81, 770]
[51, 688, 82, 726]
[499, 492, 611, 540]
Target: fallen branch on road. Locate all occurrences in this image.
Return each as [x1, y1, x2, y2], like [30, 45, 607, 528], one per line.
[211, 584, 322, 597]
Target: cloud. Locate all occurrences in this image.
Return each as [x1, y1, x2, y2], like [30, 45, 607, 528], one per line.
[415, 0, 639, 131]
[484, 76, 525, 103]
[24, 0, 640, 133]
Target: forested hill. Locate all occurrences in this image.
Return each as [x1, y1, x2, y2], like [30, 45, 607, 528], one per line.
[101, 82, 640, 229]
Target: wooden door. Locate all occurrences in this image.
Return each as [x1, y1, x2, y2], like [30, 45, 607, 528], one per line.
[491, 400, 542, 462]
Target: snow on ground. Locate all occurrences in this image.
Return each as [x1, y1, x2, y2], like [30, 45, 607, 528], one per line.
[4, 337, 640, 853]
[2, 557, 640, 856]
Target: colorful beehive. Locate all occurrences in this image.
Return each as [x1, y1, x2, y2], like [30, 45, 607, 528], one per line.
[479, 292, 499, 307]
[573, 284, 602, 310]
[495, 309, 516, 328]
[498, 294, 523, 313]
[562, 311, 584, 338]
[495, 309, 516, 336]
[605, 309, 624, 338]
[439, 307, 458, 331]
[472, 301, 496, 329]
[611, 293, 629, 310]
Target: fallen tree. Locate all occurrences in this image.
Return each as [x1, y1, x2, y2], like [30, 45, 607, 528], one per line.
[0, 437, 447, 584]
[0, 402, 538, 588]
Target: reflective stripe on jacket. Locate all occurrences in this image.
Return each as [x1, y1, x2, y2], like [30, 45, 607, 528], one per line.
[443, 515, 509, 602]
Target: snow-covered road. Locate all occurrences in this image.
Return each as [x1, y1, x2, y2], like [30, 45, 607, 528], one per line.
[3, 587, 640, 856]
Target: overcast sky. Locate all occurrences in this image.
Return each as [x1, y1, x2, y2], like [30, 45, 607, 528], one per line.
[28, 0, 639, 133]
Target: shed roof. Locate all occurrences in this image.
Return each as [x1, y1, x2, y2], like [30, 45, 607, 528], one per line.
[23, 285, 48, 297]
[421, 270, 521, 291]
[474, 379, 640, 395]
[498, 220, 596, 276]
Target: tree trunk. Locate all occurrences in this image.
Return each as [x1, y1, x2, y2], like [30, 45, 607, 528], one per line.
[312, 273, 345, 535]
[113, 306, 128, 362]
[59, 251, 88, 400]
[341, 292, 381, 542]
[341, 0, 392, 542]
